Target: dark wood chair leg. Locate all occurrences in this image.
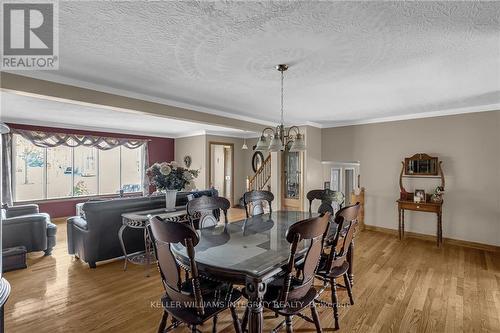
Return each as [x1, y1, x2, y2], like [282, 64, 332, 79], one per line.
[310, 302, 322, 333]
[230, 305, 242, 333]
[157, 310, 168, 333]
[347, 242, 354, 285]
[285, 316, 293, 333]
[331, 278, 340, 330]
[212, 314, 218, 333]
[343, 273, 354, 305]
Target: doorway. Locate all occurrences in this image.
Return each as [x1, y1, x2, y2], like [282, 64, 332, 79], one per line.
[209, 142, 234, 206]
[328, 162, 360, 207]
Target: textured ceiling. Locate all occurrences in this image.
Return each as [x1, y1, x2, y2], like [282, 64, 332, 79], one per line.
[16, 1, 500, 127]
[0, 91, 252, 138]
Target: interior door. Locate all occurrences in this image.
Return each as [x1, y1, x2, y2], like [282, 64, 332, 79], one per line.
[344, 168, 355, 205]
[209, 142, 234, 206]
[223, 146, 232, 205]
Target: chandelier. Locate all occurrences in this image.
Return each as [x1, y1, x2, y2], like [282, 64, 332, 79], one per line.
[255, 64, 306, 152]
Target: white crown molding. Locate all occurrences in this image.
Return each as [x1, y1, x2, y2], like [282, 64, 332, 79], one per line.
[2, 117, 261, 140]
[174, 130, 208, 139]
[1, 117, 175, 139]
[175, 129, 260, 139]
[321, 161, 361, 165]
[320, 104, 500, 129]
[7, 72, 277, 128]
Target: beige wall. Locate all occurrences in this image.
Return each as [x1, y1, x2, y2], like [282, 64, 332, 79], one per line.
[303, 126, 323, 211]
[322, 110, 500, 246]
[175, 134, 261, 205]
[174, 135, 207, 190]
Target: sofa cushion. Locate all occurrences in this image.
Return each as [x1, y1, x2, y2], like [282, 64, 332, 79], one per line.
[68, 216, 88, 230]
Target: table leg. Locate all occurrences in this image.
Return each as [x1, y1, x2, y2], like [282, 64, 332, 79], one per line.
[437, 212, 442, 247]
[401, 209, 405, 239]
[118, 224, 128, 271]
[245, 278, 266, 333]
[144, 227, 150, 277]
[398, 207, 402, 240]
[347, 241, 354, 286]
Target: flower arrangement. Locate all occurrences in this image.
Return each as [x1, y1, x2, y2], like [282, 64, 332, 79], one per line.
[147, 161, 199, 192]
[431, 186, 444, 203]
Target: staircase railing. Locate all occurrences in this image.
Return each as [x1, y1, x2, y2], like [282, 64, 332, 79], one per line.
[247, 154, 271, 191]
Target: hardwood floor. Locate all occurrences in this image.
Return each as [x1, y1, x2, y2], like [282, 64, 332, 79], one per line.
[4, 209, 500, 332]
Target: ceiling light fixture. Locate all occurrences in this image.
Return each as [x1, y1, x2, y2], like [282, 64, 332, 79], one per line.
[255, 64, 305, 152]
[241, 133, 248, 150]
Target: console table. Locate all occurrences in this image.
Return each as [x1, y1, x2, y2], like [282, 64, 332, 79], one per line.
[120, 207, 190, 275]
[397, 200, 443, 247]
[398, 153, 445, 248]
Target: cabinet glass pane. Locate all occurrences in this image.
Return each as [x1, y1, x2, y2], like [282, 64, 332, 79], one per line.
[284, 151, 300, 199]
[73, 146, 98, 196]
[13, 135, 45, 201]
[47, 146, 72, 198]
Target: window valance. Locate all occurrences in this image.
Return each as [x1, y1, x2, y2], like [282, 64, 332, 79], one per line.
[12, 128, 148, 150]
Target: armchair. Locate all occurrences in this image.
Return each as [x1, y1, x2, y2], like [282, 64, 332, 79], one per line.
[2, 204, 57, 256]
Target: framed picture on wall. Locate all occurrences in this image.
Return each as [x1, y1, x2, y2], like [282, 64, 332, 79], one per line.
[324, 181, 331, 190]
[252, 151, 264, 172]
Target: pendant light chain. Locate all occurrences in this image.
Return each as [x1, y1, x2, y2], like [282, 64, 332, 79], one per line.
[280, 69, 284, 126]
[254, 64, 305, 152]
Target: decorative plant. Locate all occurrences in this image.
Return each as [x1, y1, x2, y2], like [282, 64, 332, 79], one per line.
[431, 186, 445, 203]
[73, 180, 89, 196]
[146, 161, 199, 191]
[322, 189, 345, 206]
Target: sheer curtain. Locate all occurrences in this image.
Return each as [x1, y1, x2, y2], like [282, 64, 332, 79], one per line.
[142, 144, 150, 196]
[13, 129, 147, 150]
[1, 133, 13, 206]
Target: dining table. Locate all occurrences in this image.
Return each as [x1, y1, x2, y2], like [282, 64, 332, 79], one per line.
[170, 210, 355, 333]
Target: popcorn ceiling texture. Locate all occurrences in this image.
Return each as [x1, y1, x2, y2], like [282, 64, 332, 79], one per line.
[24, 1, 500, 126]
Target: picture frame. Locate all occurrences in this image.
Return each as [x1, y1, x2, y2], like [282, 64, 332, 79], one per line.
[324, 181, 331, 190]
[414, 189, 426, 203]
[252, 151, 264, 172]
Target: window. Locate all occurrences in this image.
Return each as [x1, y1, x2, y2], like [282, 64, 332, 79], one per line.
[73, 146, 98, 196]
[13, 136, 45, 201]
[12, 134, 144, 202]
[98, 148, 120, 195]
[46, 145, 72, 198]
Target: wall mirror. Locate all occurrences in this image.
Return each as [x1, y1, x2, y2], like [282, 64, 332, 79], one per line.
[404, 153, 438, 175]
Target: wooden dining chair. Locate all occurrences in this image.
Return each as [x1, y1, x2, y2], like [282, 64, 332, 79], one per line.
[186, 196, 230, 229]
[241, 213, 330, 333]
[314, 203, 360, 331]
[243, 190, 274, 218]
[307, 189, 345, 215]
[148, 216, 242, 333]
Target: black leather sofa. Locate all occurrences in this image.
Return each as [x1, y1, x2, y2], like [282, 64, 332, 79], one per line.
[67, 190, 217, 268]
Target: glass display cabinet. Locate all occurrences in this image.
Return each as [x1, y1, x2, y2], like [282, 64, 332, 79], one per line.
[282, 149, 303, 210]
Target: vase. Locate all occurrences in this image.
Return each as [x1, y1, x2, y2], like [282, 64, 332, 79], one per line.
[165, 190, 177, 211]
